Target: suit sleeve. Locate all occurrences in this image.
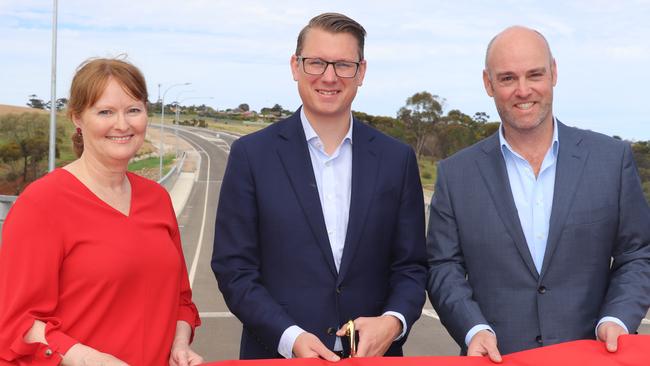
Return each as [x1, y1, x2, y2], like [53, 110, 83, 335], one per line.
[211, 139, 295, 352]
[383, 148, 427, 336]
[599, 143, 650, 331]
[426, 160, 490, 347]
[0, 195, 79, 364]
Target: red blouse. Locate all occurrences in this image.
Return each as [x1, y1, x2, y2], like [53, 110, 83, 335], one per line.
[0, 169, 200, 365]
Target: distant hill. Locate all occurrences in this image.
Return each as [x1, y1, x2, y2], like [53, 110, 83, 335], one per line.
[0, 104, 49, 115]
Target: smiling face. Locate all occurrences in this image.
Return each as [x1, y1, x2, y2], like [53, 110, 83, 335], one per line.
[291, 27, 366, 123]
[73, 77, 147, 165]
[483, 27, 557, 135]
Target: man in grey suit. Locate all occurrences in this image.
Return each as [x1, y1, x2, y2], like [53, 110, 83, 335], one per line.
[426, 25, 650, 362]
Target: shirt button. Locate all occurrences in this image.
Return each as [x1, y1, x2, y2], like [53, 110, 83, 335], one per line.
[538, 286, 547, 294]
[336, 286, 342, 294]
[327, 327, 336, 335]
[536, 335, 543, 344]
[44, 349, 53, 357]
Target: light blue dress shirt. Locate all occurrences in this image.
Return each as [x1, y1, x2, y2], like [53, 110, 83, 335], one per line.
[500, 121, 559, 273]
[465, 119, 627, 346]
[278, 110, 406, 358]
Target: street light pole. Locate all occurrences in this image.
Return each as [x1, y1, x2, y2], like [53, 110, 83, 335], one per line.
[48, 0, 58, 172]
[159, 82, 190, 180]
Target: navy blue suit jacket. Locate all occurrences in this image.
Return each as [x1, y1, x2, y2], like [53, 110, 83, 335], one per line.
[426, 121, 650, 354]
[212, 110, 427, 359]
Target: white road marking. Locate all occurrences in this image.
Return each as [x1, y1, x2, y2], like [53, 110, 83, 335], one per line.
[176, 127, 232, 288]
[421, 308, 440, 320]
[200, 311, 236, 318]
[188, 141, 210, 288]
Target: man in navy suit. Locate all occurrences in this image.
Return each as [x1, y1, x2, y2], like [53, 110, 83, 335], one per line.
[427, 26, 650, 361]
[212, 13, 427, 360]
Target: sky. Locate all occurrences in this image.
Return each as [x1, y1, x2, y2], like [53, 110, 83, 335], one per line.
[0, 0, 649, 140]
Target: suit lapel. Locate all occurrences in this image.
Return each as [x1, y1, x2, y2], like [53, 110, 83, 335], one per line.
[476, 134, 539, 279]
[540, 121, 588, 278]
[276, 111, 338, 278]
[337, 120, 380, 283]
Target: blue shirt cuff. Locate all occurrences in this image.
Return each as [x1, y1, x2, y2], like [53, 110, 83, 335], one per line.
[596, 316, 628, 339]
[278, 325, 305, 359]
[465, 324, 494, 346]
[383, 311, 407, 340]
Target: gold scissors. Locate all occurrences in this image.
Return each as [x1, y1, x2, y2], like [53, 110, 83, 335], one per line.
[344, 320, 356, 357]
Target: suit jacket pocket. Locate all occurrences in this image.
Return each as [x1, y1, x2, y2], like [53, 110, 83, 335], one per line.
[566, 204, 616, 225]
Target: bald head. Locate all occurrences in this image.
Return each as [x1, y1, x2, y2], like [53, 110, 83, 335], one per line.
[485, 26, 554, 76]
[481, 25, 557, 138]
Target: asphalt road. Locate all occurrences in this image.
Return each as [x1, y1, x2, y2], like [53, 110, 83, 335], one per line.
[168, 125, 650, 362]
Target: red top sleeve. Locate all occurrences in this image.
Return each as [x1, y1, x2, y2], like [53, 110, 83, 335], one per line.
[0, 193, 79, 364]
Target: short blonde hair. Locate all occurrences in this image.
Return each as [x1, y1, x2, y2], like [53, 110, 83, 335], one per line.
[295, 12, 366, 61]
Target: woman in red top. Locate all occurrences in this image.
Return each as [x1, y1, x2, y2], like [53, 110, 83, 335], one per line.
[0, 58, 202, 365]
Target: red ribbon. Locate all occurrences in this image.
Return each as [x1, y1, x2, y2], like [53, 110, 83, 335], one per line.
[203, 335, 649, 366]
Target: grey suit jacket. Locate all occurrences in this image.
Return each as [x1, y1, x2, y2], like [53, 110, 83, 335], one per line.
[426, 121, 650, 354]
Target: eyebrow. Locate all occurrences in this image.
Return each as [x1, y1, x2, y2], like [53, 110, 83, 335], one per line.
[494, 67, 547, 78]
[527, 67, 547, 75]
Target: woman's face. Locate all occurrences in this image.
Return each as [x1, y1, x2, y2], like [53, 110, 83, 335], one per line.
[74, 77, 147, 165]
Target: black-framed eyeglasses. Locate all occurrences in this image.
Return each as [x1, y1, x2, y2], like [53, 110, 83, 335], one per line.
[297, 56, 361, 78]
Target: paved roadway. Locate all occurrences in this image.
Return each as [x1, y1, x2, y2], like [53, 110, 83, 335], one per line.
[167, 125, 650, 362]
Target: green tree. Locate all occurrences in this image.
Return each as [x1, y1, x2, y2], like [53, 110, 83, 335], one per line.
[271, 104, 283, 113]
[435, 109, 478, 158]
[45, 97, 69, 111]
[353, 111, 407, 142]
[0, 113, 61, 193]
[473, 112, 490, 124]
[238, 103, 250, 112]
[26, 94, 46, 109]
[397, 91, 444, 158]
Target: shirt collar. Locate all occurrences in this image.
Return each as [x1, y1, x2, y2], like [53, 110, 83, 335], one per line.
[499, 117, 559, 158]
[300, 107, 353, 145]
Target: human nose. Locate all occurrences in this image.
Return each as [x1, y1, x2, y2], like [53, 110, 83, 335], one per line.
[114, 111, 129, 130]
[514, 79, 532, 97]
[321, 63, 338, 82]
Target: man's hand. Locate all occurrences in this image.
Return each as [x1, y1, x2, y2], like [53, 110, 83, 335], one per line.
[336, 315, 401, 357]
[597, 321, 628, 352]
[62, 343, 129, 366]
[292, 332, 340, 361]
[467, 329, 502, 363]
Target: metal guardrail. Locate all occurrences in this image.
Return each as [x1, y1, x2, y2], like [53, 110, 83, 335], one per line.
[158, 151, 187, 190]
[0, 195, 18, 235]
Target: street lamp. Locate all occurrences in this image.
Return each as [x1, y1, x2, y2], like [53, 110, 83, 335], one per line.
[159, 82, 190, 179]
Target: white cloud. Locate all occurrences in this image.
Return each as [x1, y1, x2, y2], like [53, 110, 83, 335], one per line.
[0, 1, 649, 140]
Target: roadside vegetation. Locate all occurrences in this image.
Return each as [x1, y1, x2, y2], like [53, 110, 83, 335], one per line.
[3, 92, 650, 203]
[0, 106, 174, 194]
